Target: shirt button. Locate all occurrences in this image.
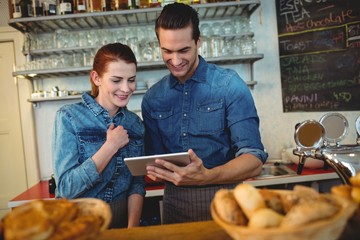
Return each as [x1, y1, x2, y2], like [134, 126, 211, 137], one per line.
[182, 133, 187, 137]
[159, 114, 162, 118]
[184, 91, 188, 95]
[183, 113, 187, 117]
[207, 107, 211, 111]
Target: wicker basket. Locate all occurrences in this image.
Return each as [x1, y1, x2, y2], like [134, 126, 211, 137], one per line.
[211, 191, 357, 240]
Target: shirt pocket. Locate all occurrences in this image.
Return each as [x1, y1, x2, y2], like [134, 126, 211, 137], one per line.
[151, 109, 176, 137]
[126, 133, 144, 157]
[78, 131, 106, 163]
[195, 101, 225, 134]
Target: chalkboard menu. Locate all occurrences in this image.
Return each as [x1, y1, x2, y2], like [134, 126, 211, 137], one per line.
[276, 0, 360, 112]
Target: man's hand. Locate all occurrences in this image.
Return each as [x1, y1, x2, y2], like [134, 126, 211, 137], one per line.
[146, 149, 209, 186]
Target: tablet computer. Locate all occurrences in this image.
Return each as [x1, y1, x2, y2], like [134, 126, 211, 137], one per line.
[124, 152, 190, 176]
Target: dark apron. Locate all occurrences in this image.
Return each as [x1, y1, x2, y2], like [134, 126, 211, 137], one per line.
[162, 182, 238, 224]
[108, 198, 128, 228]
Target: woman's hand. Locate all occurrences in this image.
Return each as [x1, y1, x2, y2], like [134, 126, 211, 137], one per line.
[106, 123, 129, 152]
[92, 124, 129, 173]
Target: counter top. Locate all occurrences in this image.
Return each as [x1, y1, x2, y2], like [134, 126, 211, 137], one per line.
[7, 181, 165, 208]
[244, 163, 338, 187]
[98, 220, 231, 240]
[8, 163, 338, 208]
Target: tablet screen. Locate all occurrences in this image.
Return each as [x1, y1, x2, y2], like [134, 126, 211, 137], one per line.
[124, 152, 190, 176]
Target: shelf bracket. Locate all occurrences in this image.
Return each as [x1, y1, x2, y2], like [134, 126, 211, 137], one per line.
[32, 102, 40, 109]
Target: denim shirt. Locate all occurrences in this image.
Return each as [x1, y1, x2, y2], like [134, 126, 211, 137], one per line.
[141, 56, 268, 168]
[53, 92, 146, 202]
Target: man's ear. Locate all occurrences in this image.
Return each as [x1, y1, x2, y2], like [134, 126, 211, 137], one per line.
[197, 36, 202, 49]
[91, 70, 100, 86]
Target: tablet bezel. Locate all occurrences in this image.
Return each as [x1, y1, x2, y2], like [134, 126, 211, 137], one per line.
[124, 152, 190, 176]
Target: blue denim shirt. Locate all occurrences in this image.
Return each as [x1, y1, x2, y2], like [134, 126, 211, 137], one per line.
[141, 56, 268, 168]
[53, 92, 146, 202]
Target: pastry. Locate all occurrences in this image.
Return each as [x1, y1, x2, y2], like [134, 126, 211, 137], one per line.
[3, 200, 54, 240]
[279, 191, 300, 213]
[49, 215, 103, 240]
[280, 198, 339, 227]
[42, 199, 78, 223]
[350, 172, 360, 187]
[233, 183, 266, 219]
[213, 189, 247, 225]
[248, 208, 284, 228]
[351, 186, 360, 203]
[331, 184, 352, 200]
[2, 198, 109, 240]
[259, 188, 284, 214]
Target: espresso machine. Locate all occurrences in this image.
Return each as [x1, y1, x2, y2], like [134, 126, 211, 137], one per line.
[293, 113, 360, 184]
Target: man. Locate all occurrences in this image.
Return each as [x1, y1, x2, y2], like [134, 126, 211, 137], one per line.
[141, 2, 267, 224]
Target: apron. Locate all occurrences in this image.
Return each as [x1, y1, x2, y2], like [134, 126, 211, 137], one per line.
[162, 182, 238, 224]
[108, 198, 128, 228]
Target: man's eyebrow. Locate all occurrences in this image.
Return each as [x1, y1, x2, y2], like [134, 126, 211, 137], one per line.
[162, 46, 191, 52]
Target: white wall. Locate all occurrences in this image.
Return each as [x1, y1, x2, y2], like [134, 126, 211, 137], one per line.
[5, 0, 359, 179]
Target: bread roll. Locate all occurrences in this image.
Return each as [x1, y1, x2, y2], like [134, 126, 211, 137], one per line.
[293, 185, 320, 200]
[43, 199, 78, 223]
[259, 188, 284, 214]
[248, 208, 284, 228]
[49, 215, 103, 240]
[331, 184, 352, 200]
[351, 187, 360, 203]
[350, 172, 360, 187]
[3, 200, 54, 240]
[233, 184, 266, 219]
[213, 189, 247, 225]
[279, 191, 300, 213]
[281, 198, 339, 227]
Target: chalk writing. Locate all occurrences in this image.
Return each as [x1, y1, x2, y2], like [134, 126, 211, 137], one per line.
[279, 27, 346, 55]
[279, 0, 311, 25]
[333, 91, 352, 102]
[276, 0, 360, 112]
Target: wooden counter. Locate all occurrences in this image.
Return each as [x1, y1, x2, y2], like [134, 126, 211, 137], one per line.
[99, 221, 231, 240]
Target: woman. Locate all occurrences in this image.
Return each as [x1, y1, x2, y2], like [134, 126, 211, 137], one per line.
[52, 43, 145, 228]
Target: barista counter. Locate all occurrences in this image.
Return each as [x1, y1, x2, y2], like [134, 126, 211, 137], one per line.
[7, 180, 164, 208]
[8, 163, 339, 208]
[244, 163, 340, 188]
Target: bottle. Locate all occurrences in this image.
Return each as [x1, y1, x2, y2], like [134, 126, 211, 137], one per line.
[176, 0, 190, 5]
[43, 0, 57, 15]
[110, 0, 119, 10]
[75, 0, 87, 13]
[59, 0, 74, 14]
[33, 0, 43, 16]
[89, 0, 102, 12]
[19, 0, 33, 17]
[12, 0, 22, 18]
[102, 0, 112, 11]
[118, 0, 128, 9]
[148, 0, 161, 8]
[128, 0, 139, 9]
[139, 0, 147, 8]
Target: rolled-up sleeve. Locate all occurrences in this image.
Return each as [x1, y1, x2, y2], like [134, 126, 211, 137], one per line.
[227, 72, 268, 163]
